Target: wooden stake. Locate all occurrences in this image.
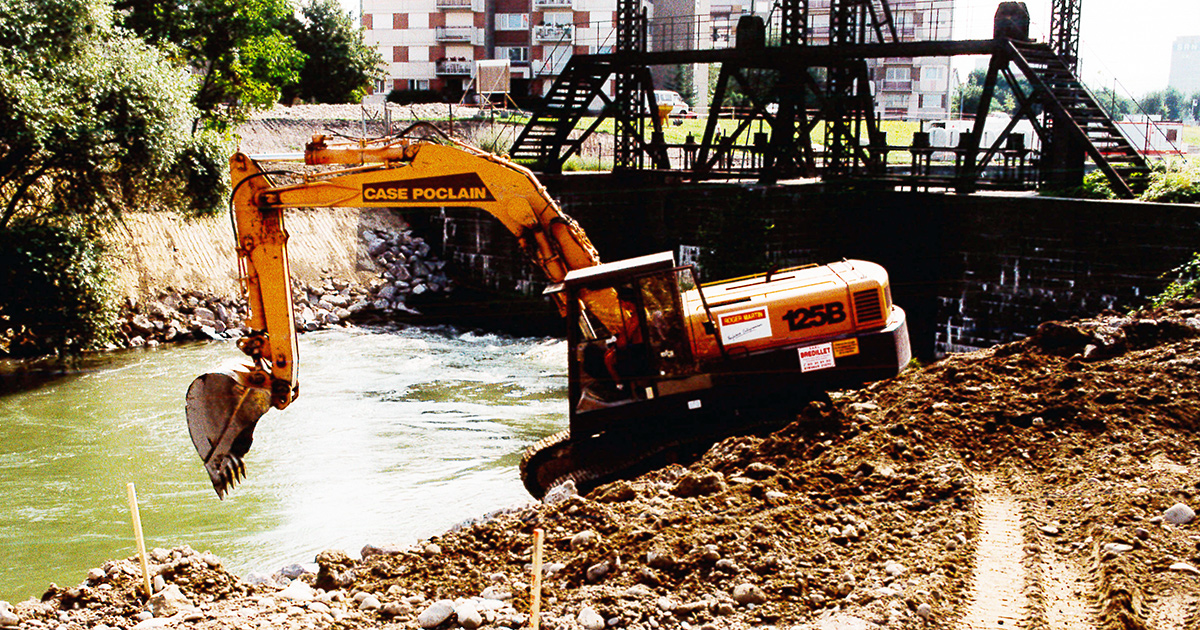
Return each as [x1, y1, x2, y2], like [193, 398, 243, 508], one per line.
[126, 483, 153, 598]
[529, 528, 544, 630]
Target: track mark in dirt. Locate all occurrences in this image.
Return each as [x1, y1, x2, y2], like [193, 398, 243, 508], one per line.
[1146, 592, 1197, 630]
[1039, 553, 1095, 629]
[959, 478, 1028, 630]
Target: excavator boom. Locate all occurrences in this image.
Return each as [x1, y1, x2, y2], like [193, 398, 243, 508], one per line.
[186, 133, 606, 497]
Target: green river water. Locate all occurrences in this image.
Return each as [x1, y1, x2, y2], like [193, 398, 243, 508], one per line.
[0, 326, 566, 603]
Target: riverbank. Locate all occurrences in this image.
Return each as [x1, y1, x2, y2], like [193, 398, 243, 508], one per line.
[3, 302, 1199, 630]
[103, 221, 454, 351]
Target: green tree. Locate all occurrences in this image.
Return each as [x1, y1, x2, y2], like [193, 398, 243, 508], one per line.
[285, 0, 383, 104]
[1090, 85, 1135, 121]
[0, 0, 226, 231]
[115, 0, 306, 129]
[0, 0, 227, 353]
[0, 226, 117, 356]
[1162, 87, 1186, 120]
[952, 68, 1025, 116]
[1138, 91, 1165, 118]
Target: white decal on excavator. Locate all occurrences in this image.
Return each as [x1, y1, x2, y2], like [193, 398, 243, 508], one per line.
[798, 343, 836, 372]
[718, 307, 772, 345]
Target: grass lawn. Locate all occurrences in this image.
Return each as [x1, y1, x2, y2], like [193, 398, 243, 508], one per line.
[1183, 126, 1200, 150]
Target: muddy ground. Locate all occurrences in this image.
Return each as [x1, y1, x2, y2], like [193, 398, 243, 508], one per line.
[4, 303, 1199, 630]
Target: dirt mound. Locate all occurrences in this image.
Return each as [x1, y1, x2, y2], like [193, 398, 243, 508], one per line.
[11, 302, 1200, 630]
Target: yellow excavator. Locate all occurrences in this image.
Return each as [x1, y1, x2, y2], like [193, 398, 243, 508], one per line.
[186, 128, 910, 499]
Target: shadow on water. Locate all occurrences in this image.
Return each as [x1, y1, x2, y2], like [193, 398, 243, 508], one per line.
[0, 351, 145, 398]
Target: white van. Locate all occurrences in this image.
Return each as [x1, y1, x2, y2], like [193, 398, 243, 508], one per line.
[653, 90, 693, 117]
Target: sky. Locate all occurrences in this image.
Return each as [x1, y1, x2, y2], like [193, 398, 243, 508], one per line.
[953, 0, 1198, 97]
[342, 0, 1200, 98]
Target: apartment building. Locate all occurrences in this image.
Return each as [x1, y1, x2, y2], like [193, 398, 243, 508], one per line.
[361, 0, 617, 101]
[807, 0, 955, 120]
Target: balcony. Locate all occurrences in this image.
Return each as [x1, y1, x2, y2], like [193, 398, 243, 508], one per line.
[533, 24, 574, 42]
[436, 60, 473, 75]
[533, 59, 569, 76]
[435, 26, 480, 43]
[881, 80, 914, 92]
[533, 0, 572, 7]
[436, 0, 483, 9]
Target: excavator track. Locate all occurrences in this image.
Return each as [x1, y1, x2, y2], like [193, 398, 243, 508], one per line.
[519, 408, 802, 499]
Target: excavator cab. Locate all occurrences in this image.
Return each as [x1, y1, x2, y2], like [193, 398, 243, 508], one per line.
[549, 252, 724, 439]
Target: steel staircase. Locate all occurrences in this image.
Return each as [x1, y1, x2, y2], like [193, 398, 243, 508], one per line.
[508, 58, 615, 173]
[1007, 40, 1150, 197]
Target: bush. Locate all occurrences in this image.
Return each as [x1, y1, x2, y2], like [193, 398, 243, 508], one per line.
[1150, 252, 1200, 307]
[1139, 162, 1200, 204]
[0, 225, 117, 357]
[1078, 170, 1117, 199]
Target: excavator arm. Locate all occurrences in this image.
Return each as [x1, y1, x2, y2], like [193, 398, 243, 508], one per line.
[187, 134, 607, 497]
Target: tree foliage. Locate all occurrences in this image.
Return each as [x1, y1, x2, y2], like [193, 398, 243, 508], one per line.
[952, 68, 1030, 116]
[1090, 85, 1135, 121]
[0, 0, 230, 354]
[0, 0, 227, 231]
[285, 0, 382, 104]
[1136, 87, 1189, 121]
[115, 0, 306, 129]
[0, 225, 117, 356]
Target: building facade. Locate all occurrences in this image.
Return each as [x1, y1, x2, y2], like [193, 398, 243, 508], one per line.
[807, 0, 955, 121]
[361, 0, 617, 101]
[1168, 36, 1200, 96]
[362, 0, 952, 120]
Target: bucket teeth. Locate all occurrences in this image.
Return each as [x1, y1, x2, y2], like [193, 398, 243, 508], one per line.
[186, 366, 272, 499]
[212, 454, 248, 498]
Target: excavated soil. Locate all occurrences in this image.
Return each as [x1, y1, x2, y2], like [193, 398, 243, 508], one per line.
[8, 302, 1200, 630]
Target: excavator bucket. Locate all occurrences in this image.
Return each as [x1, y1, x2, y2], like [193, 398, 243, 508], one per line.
[185, 362, 272, 499]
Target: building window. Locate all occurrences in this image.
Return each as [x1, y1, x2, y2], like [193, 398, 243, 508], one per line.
[885, 67, 911, 81]
[495, 13, 529, 30]
[920, 93, 945, 109]
[541, 12, 572, 26]
[884, 94, 908, 109]
[412, 79, 430, 90]
[921, 66, 946, 81]
[496, 46, 529, 62]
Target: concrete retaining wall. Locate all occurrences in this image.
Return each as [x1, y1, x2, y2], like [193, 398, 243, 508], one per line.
[114, 180, 1198, 361]
[106, 209, 407, 304]
[418, 174, 1200, 360]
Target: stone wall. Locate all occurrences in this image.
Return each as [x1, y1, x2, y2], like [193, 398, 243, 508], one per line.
[418, 173, 1200, 360]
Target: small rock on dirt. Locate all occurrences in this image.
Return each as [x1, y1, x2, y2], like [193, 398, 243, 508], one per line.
[732, 583, 767, 605]
[1164, 503, 1196, 525]
[418, 599, 456, 628]
[577, 605, 605, 630]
